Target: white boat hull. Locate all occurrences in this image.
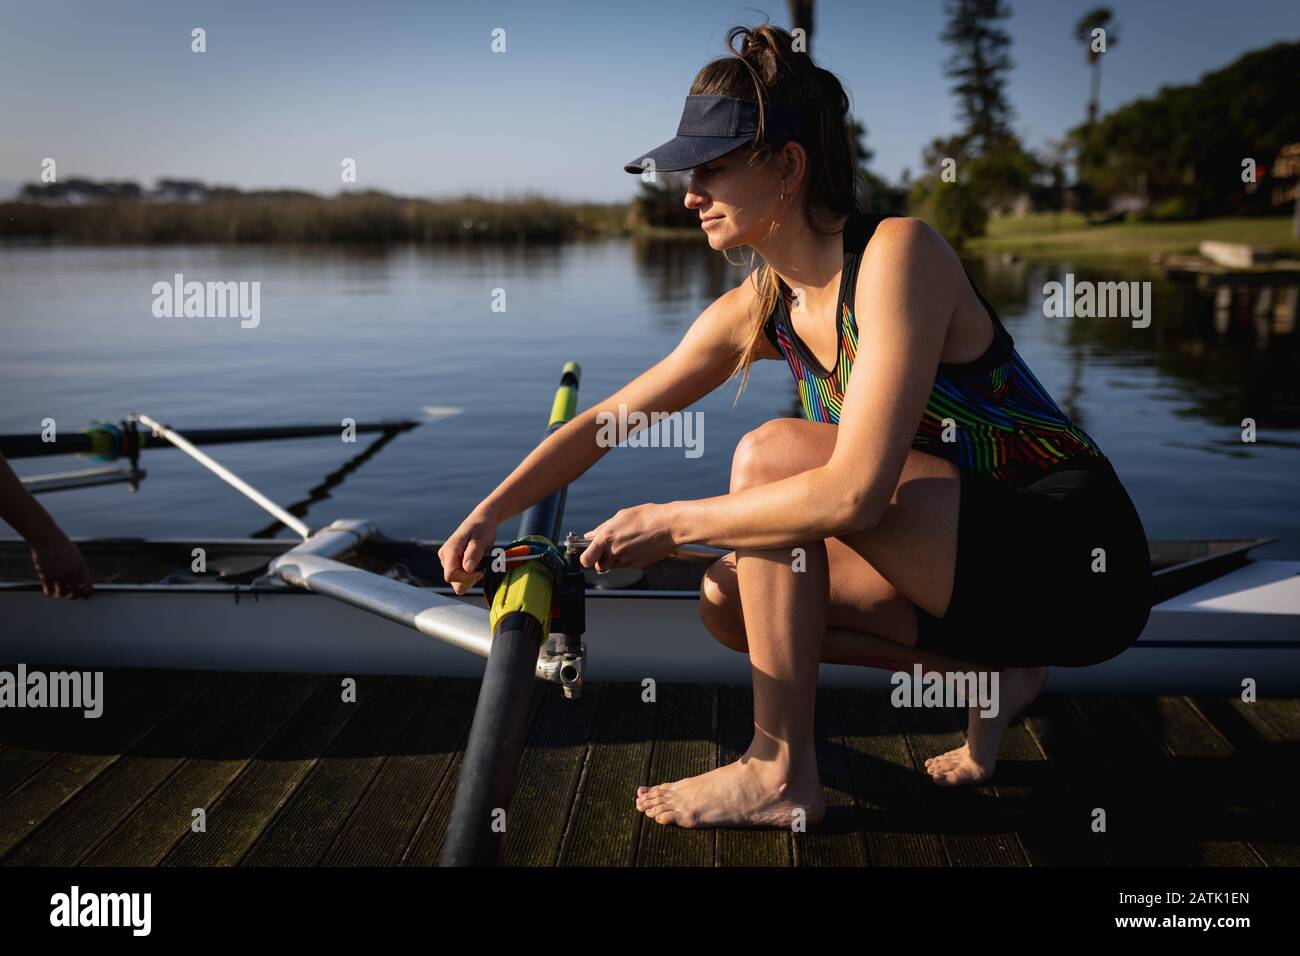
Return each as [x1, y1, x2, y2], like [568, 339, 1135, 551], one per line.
[4, 557, 1299, 695]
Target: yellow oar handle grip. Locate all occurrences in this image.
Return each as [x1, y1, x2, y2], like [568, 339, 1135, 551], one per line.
[486, 535, 563, 635]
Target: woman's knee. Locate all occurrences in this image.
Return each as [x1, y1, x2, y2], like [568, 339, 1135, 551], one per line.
[698, 555, 748, 653]
[730, 419, 799, 493]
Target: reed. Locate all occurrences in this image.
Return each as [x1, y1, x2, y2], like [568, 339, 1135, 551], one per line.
[0, 192, 632, 244]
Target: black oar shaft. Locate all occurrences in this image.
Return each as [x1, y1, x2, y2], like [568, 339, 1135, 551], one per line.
[439, 362, 581, 867]
[0, 421, 417, 459]
[437, 612, 545, 867]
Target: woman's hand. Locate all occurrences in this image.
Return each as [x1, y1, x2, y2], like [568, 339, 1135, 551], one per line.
[439, 506, 500, 596]
[580, 503, 678, 572]
[29, 529, 93, 600]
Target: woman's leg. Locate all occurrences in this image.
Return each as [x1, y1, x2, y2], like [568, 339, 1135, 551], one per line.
[635, 419, 1046, 827]
[698, 547, 1048, 790]
[636, 538, 833, 829]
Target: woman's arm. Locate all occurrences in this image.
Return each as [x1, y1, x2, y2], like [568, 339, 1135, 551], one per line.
[665, 218, 961, 551]
[478, 281, 759, 525]
[440, 281, 763, 588]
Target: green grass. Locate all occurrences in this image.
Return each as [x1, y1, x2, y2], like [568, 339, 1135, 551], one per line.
[969, 213, 1300, 260]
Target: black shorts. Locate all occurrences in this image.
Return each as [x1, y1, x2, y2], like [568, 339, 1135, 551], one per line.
[914, 458, 1153, 668]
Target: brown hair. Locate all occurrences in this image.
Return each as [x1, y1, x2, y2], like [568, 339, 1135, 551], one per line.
[691, 23, 863, 400]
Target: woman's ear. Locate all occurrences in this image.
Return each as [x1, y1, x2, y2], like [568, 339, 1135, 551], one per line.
[779, 141, 807, 191]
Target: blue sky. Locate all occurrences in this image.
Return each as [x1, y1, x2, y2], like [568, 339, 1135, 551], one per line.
[1, 0, 1296, 201]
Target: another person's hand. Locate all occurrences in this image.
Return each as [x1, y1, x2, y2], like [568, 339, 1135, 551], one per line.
[580, 503, 678, 572]
[28, 529, 94, 600]
[438, 506, 500, 596]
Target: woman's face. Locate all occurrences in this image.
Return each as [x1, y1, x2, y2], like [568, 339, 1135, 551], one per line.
[683, 146, 787, 250]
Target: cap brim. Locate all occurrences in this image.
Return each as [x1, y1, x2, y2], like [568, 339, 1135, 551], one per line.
[623, 135, 748, 174]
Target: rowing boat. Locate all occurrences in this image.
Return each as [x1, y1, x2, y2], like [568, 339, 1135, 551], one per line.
[2, 375, 1298, 699]
[2, 531, 1297, 695]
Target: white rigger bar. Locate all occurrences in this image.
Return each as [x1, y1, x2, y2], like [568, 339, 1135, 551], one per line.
[266, 519, 566, 675]
[134, 413, 311, 540]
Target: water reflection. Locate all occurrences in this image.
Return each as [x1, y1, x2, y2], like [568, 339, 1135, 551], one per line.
[628, 233, 751, 329]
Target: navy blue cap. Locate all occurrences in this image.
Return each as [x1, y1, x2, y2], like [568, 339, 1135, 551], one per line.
[623, 94, 804, 175]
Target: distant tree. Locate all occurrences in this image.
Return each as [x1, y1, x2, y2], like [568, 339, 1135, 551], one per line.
[1039, 137, 1073, 212]
[908, 136, 987, 249]
[1074, 7, 1119, 130]
[910, 0, 1029, 242]
[1073, 41, 1300, 218]
[628, 171, 697, 229]
[966, 132, 1041, 211]
[941, 0, 1014, 153]
[19, 178, 142, 202]
[851, 119, 907, 214]
[1072, 6, 1119, 217]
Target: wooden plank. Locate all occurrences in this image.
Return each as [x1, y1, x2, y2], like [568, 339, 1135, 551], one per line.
[79, 673, 327, 866]
[239, 677, 432, 866]
[894, 702, 1028, 866]
[6, 672, 1287, 870]
[1057, 695, 1199, 864]
[398, 753, 466, 866]
[791, 688, 866, 867]
[502, 682, 605, 866]
[1248, 699, 1300, 865]
[1066, 696, 1216, 865]
[1188, 697, 1300, 866]
[4, 671, 272, 865]
[162, 675, 379, 867]
[0, 668, 211, 804]
[1121, 696, 1264, 866]
[831, 688, 947, 866]
[1024, 691, 1180, 868]
[321, 678, 479, 866]
[1251, 698, 1300, 738]
[0, 669, 234, 862]
[635, 683, 716, 866]
[981, 699, 1061, 866]
[557, 682, 656, 867]
[400, 680, 548, 866]
[1006, 696, 1103, 866]
[0, 742, 57, 803]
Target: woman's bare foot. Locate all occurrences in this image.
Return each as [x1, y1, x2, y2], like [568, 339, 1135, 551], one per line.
[635, 729, 825, 829]
[924, 665, 1048, 786]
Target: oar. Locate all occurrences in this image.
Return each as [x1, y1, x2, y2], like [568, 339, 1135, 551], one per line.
[0, 418, 434, 460]
[440, 362, 582, 867]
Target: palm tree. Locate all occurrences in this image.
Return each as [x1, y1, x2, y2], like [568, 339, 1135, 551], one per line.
[1074, 7, 1119, 129]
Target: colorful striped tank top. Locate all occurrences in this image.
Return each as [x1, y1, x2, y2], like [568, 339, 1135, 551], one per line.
[763, 213, 1108, 486]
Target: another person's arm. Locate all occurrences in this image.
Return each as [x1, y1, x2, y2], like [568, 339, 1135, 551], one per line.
[0, 453, 94, 599]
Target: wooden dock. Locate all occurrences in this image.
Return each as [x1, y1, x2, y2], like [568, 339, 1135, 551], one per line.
[0, 668, 1296, 867]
